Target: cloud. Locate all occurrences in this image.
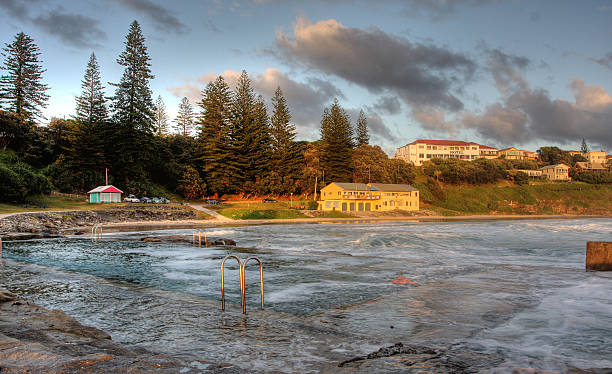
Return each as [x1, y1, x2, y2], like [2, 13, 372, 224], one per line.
[33, 11, 107, 48]
[412, 107, 457, 134]
[369, 95, 402, 115]
[0, 1, 106, 48]
[459, 50, 612, 147]
[112, 0, 189, 34]
[401, 0, 499, 20]
[167, 68, 346, 139]
[590, 52, 612, 71]
[486, 48, 530, 94]
[0, 0, 38, 19]
[273, 16, 476, 111]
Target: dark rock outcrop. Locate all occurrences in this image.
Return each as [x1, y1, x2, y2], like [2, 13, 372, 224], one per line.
[0, 207, 197, 235]
[0, 289, 246, 373]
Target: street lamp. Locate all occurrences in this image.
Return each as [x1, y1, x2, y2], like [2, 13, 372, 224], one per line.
[290, 192, 293, 208]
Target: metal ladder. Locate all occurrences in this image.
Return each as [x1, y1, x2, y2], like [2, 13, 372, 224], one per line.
[91, 224, 103, 242]
[220, 255, 264, 314]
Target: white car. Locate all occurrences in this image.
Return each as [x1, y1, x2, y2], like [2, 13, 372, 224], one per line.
[123, 194, 140, 203]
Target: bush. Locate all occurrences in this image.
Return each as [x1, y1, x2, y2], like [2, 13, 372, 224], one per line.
[514, 171, 529, 186]
[573, 171, 612, 184]
[0, 153, 52, 203]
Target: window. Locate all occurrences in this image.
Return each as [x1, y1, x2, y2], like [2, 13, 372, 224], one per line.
[418, 145, 424, 149]
[338, 191, 341, 196]
[427, 145, 432, 150]
[419, 153, 424, 158]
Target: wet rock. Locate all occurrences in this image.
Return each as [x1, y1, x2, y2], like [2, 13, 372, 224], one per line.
[0, 293, 250, 373]
[0, 207, 197, 236]
[0, 288, 18, 303]
[336, 342, 505, 373]
[213, 238, 236, 246]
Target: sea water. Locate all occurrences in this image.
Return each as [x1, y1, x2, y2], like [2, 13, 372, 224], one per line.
[1, 218, 611, 372]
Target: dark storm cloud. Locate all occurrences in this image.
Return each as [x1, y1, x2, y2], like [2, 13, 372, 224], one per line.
[591, 52, 612, 71]
[369, 95, 402, 115]
[112, 0, 189, 34]
[33, 11, 107, 48]
[486, 48, 530, 94]
[0, 1, 107, 48]
[274, 16, 476, 112]
[346, 107, 398, 142]
[0, 0, 38, 19]
[459, 49, 612, 147]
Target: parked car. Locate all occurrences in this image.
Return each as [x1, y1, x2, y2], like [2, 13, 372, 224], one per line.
[140, 196, 150, 203]
[206, 199, 219, 205]
[160, 197, 170, 204]
[123, 194, 139, 203]
[151, 197, 161, 204]
[262, 198, 276, 203]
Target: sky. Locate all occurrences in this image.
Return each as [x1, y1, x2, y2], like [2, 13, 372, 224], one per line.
[1, 0, 611, 155]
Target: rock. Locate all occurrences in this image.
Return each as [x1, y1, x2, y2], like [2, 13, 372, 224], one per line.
[213, 238, 236, 246]
[0, 289, 18, 303]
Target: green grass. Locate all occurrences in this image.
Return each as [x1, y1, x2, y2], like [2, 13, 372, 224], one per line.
[427, 183, 612, 215]
[217, 201, 309, 220]
[0, 195, 90, 214]
[318, 211, 355, 218]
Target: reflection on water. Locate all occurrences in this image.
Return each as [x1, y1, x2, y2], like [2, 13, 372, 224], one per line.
[1, 218, 611, 373]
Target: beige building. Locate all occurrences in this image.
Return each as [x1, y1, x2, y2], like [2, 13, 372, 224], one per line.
[575, 162, 607, 173]
[498, 147, 537, 160]
[515, 169, 542, 177]
[586, 151, 606, 164]
[394, 140, 482, 166]
[479, 145, 499, 159]
[318, 182, 419, 212]
[540, 164, 570, 181]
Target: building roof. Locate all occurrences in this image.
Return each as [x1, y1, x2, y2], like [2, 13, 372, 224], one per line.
[87, 185, 123, 194]
[324, 182, 419, 192]
[540, 163, 570, 170]
[326, 182, 370, 191]
[477, 144, 498, 150]
[369, 183, 419, 192]
[405, 139, 479, 147]
[575, 162, 606, 170]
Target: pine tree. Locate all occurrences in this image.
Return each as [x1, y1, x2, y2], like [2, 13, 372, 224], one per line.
[0, 32, 49, 124]
[174, 96, 195, 136]
[230, 71, 271, 191]
[108, 20, 155, 182]
[198, 75, 235, 195]
[109, 20, 155, 133]
[580, 138, 589, 154]
[75, 52, 107, 125]
[154, 95, 169, 136]
[269, 86, 301, 191]
[356, 109, 369, 146]
[320, 98, 354, 182]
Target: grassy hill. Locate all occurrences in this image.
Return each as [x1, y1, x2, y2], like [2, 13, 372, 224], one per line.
[418, 182, 612, 216]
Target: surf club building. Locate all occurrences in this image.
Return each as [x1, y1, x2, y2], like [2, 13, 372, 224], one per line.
[87, 185, 123, 203]
[318, 182, 419, 212]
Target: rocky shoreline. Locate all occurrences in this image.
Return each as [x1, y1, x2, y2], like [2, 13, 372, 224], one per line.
[0, 206, 197, 238]
[0, 288, 245, 373]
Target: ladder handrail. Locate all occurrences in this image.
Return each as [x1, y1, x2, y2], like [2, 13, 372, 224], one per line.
[242, 257, 264, 314]
[220, 255, 243, 312]
[91, 224, 103, 242]
[220, 255, 264, 314]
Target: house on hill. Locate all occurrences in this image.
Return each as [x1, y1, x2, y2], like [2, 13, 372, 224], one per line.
[318, 182, 419, 212]
[87, 185, 123, 203]
[540, 164, 570, 181]
[574, 162, 607, 173]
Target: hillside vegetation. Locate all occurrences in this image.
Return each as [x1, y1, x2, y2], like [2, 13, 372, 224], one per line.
[417, 182, 612, 216]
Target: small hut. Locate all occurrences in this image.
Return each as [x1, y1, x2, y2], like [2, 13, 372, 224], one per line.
[87, 185, 123, 203]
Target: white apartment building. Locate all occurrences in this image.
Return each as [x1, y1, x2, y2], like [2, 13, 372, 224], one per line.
[394, 140, 488, 166]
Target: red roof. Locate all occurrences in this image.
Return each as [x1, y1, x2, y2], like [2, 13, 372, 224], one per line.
[87, 185, 123, 194]
[607, 155, 612, 159]
[477, 144, 497, 150]
[101, 186, 122, 193]
[407, 139, 480, 146]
